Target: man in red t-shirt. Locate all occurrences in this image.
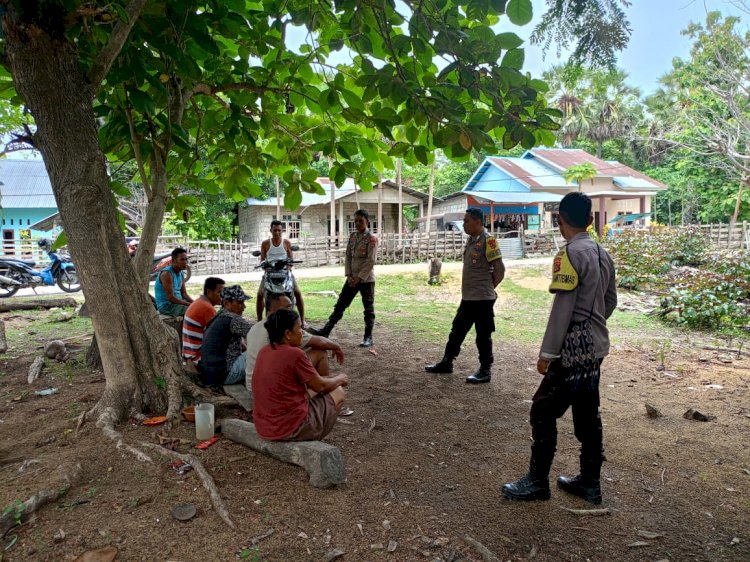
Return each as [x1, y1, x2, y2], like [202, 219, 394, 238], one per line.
[182, 277, 225, 365]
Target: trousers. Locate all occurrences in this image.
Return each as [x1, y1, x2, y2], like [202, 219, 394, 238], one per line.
[529, 358, 604, 470]
[443, 299, 496, 367]
[328, 281, 375, 335]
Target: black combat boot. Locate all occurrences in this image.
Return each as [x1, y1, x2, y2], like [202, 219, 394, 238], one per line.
[309, 320, 335, 338]
[425, 356, 454, 374]
[465, 365, 491, 384]
[557, 454, 602, 504]
[502, 444, 552, 501]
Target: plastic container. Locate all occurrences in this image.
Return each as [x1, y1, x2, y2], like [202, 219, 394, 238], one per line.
[194, 403, 215, 441]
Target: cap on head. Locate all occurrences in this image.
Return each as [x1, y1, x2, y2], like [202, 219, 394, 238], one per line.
[221, 285, 251, 302]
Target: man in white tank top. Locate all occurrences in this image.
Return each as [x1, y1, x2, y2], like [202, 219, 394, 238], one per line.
[256, 220, 305, 325]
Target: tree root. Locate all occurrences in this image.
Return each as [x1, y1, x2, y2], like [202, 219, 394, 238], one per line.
[0, 463, 82, 536]
[141, 442, 235, 529]
[179, 377, 238, 408]
[96, 407, 153, 463]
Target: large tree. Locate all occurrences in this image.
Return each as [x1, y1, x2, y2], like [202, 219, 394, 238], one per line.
[0, 0, 561, 431]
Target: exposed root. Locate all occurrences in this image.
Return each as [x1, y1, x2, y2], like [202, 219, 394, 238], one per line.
[142, 442, 236, 529]
[75, 408, 91, 434]
[96, 407, 152, 463]
[0, 463, 82, 536]
[180, 377, 238, 408]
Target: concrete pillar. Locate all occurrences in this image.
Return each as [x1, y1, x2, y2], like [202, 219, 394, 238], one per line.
[599, 196, 606, 237]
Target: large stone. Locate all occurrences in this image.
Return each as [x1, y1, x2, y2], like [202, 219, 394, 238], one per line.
[220, 418, 346, 488]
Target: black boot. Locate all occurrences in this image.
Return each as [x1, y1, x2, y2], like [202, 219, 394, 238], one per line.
[557, 454, 602, 504]
[425, 356, 453, 374]
[502, 443, 552, 501]
[309, 320, 335, 338]
[465, 366, 491, 384]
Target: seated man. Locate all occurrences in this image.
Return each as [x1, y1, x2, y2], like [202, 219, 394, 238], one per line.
[245, 293, 344, 392]
[155, 247, 193, 317]
[182, 277, 225, 365]
[256, 220, 305, 326]
[200, 285, 253, 386]
[252, 308, 348, 441]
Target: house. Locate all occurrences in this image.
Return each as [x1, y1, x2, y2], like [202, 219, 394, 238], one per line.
[0, 159, 59, 255]
[423, 148, 668, 236]
[238, 178, 429, 244]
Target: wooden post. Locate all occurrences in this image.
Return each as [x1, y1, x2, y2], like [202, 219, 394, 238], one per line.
[275, 176, 281, 220]
[396, 159, 403, 238]
[339, 199, 345, 248]
[329, 175, 336, 242]
[426, 162, 435, 235]
[743, 221, 748, 249]
[490, 202, 495, 234]
[599, 196, 606, 237]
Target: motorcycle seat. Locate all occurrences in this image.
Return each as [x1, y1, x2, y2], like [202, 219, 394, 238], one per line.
[2, 259, 35, 266]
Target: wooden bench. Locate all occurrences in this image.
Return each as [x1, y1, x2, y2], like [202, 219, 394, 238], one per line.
[220, 418, 346, 488]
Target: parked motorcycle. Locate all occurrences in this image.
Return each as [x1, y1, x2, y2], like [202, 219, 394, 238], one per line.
[253, 247, 301, 315]
[149, 251, 193, 283]
[0, 238, 81, 298]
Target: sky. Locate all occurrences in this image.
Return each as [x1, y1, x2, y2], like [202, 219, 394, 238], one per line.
[521, 0, 748, 94]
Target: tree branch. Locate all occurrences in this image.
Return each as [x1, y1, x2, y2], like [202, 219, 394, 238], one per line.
[125, 105, 152, 199]
[87, 0, 148, 87]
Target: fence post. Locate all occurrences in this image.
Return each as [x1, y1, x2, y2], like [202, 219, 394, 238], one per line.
[743, 221, 748, 249]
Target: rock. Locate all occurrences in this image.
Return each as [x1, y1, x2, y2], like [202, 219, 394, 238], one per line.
[645, 403, 662, 418]
[627, 541, 650, 547]
[382, 519, 391, 531]
[171, 503, 197, 521]
[53, 529, 66, 543]
[730, 537, 741, 546]
[637, 530, 664, 539]
[370, 543, 384, 550]
[73, 546, 118, 562]
[683, 408, 711, 422]
[44, 340, 69, 362]
[221, 418, 346, 488]
[387, 540, 398, 552]
[323, 548, 345, 561]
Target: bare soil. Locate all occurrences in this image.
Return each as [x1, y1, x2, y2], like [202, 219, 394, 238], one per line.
[0, 303, 749, 561]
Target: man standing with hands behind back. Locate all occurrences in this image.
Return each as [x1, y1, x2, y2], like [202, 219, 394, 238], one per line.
[425, 207, 504, 384]
[310, 209, 377, 348]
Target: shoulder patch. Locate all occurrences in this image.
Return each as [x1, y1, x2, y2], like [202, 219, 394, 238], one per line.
[549, 247, 578, 293]
[485, 236, 502, 262]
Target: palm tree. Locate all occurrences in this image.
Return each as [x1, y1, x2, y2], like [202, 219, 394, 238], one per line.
[563, 162, 598, 191]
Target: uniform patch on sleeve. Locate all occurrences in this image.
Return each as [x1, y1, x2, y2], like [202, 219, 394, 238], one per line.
[549, 247, 578, 293]
[485, 236, 502, 262]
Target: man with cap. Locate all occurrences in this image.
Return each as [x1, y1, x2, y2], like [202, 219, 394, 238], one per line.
[310, 208, 377, 347]
[425, 207, 505, 383]
[200, 285, 253, 386]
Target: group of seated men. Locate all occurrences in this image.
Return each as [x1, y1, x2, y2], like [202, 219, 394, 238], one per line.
[179, 276, 349, 442]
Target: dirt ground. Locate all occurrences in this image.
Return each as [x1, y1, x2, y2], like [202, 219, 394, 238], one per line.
[0, 292, 749, 561]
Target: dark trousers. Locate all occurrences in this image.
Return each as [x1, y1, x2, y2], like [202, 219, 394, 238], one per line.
[529, 359, 604, 475]
[444, 299, 496, 367]
[328, 281, 375, 335]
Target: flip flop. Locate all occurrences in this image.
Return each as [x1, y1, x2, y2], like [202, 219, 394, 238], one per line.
[338, 407, 354, 417]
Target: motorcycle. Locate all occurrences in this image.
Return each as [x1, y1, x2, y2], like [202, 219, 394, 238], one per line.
[253, 247, 301, 315]
[0, 238, 81, 298]
[149, 251, 193, 283]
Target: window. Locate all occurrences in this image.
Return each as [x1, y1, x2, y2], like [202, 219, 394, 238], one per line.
[281, 214, 301, 239]
[27, 219, 31, 225]
[10, 219, 13, 226]
[347, 220, 377, 234]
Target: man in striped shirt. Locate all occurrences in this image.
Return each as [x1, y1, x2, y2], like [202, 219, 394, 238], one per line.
[182, 277, 225, 365]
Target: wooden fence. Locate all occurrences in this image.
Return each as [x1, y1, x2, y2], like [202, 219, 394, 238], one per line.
[697, 222, 749, 249]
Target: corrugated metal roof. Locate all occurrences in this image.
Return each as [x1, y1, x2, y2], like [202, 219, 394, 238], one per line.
[527, 149, 668, 190]
[0, 159, 57, 208]
[245, 178, 428, 207]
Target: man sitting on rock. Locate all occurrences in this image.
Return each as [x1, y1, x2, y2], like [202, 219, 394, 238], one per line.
[200, 285, 253, 387]
[245, 293, 344, 391]
[253, 308, 348, 441]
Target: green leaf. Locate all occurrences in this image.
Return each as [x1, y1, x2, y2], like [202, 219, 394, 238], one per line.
[285, 185, 302, 210]
[495, 32, 524, 50]
[51, 231, 67, 251]
[413, 145, 429, 165]
[128, 90, 156, 115]
[340, 89, 364, 111]
[506, 0, 533, 26]
[501, 48, 525, 69]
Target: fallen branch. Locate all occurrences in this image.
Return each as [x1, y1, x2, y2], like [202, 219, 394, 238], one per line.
[559, 506, 612, 517]
[27, 356, 45, 384]
[141, 442, 235, 529]
[702, 345, 743, 355]
[0, 297, 77, 312]
[463, 535, 501, 562]
[0, 463, 82, 536]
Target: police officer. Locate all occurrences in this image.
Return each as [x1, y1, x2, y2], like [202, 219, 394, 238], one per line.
[310, 209, 377, 347]
[425, 207, 504, 383]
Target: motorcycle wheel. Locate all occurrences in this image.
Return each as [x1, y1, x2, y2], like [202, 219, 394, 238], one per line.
[0, 267, 21, 298]
[57, 268, 82, 293]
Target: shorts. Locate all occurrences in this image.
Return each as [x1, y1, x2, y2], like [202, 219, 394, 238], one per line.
[284, 394, 338, 441]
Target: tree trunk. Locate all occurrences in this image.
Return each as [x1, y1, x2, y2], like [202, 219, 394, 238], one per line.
[5, 20, 182, 422]
[731, 177, 746, 227]
[597, 140, 603, 159]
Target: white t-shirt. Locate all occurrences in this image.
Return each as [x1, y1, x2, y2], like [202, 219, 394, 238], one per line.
[245, 321, 312, 390]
